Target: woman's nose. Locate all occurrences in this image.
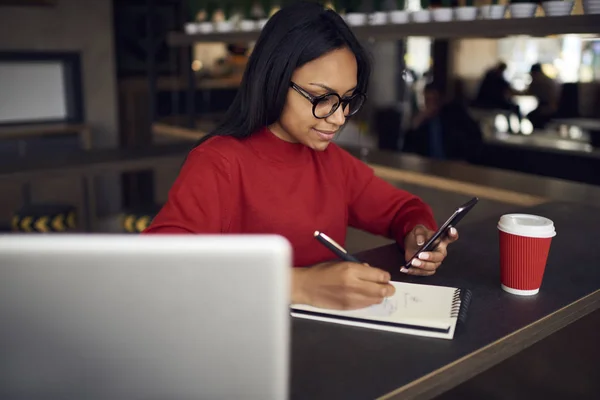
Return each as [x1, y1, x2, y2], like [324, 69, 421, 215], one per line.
[326, 104, 346, 126]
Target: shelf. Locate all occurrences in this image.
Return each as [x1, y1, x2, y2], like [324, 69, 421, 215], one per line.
[169, 29, 262, 46]
[353, 14, 600, 40]
[120, 76, 242, 91]
[168, 15, 600, 46]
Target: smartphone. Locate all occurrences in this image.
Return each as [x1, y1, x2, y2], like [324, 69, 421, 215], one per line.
[404, 197, 479, 269]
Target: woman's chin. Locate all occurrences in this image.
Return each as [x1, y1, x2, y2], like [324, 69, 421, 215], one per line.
[307, 139, 332, 152]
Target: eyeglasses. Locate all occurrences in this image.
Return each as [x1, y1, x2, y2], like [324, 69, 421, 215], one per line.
[290, 82, 366, 119]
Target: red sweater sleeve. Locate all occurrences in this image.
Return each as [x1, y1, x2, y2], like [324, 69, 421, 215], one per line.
[143, 147, 232, 234]
[341, 149, 437, 245]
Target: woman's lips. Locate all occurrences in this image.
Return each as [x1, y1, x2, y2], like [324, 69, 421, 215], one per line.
[313, 128, 337, 141]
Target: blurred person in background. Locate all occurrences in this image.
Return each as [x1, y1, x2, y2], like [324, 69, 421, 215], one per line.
[525, 63, 560, 129]
[403, 82, 482, 163]
[474, 62, 521, 119]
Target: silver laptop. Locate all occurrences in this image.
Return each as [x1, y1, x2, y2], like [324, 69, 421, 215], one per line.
[0, 234, 291, 400]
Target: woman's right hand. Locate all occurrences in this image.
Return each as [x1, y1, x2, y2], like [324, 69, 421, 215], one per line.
[292, 262, 395, 310]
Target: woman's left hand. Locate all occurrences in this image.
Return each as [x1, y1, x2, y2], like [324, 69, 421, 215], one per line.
[402, 224, 459, 276]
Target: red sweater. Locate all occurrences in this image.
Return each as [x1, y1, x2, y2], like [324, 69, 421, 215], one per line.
[144, 127, 437, 267]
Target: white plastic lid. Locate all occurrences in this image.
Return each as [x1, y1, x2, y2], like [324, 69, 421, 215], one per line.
[497, 214, 556, 238]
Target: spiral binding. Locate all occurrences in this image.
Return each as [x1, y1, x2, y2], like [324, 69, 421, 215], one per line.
[450, 288, 473, 324]
[450, 289, 462, 317]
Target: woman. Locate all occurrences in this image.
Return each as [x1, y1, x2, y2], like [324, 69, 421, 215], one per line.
[144, 2, 458, 310]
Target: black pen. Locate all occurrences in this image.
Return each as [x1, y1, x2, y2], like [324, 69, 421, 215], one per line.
[314, 231, 361, 263]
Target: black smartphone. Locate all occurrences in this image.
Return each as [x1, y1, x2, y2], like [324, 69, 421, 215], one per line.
[404, 197, 479, 269]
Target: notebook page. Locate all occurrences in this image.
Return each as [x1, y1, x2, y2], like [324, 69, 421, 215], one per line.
[291, 282, 457, 330]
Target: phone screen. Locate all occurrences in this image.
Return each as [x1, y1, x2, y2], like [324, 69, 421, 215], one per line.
[404, 197, 478, 268]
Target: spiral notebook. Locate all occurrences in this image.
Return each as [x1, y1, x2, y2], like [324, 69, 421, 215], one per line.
[291, 282, 472, 340]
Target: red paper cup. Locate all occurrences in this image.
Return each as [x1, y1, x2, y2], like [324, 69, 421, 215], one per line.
[497, 214, 556, 296]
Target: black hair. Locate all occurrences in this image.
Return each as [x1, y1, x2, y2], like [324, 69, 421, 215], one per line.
[424, 82, 443, 95]
[530, 63, 542, 74]
[194, 1, 371, 147]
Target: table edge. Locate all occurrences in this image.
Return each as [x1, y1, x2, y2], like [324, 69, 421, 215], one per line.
[377, 288, 600, 400]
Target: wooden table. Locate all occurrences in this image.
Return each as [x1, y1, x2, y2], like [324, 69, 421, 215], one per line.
[550, 118, 600, 132]
[0, 123, 92, 151]
[291, 201, 600, 399]
[343, 146, 600, 208]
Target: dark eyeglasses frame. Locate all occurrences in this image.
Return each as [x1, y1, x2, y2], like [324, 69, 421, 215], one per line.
[289, 82, 366, 119]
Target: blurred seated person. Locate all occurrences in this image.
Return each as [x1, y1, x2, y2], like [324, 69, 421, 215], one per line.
[525, 63, 560, 129]
[474, 62, 521, 118]
[403, 83, 482, 162]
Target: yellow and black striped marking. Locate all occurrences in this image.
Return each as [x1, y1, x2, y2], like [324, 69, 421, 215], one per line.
[12, 204, 77, 233]
[121, 213, 153, 233]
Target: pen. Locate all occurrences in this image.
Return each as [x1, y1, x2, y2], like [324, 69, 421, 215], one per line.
[313, 231, 361, 263]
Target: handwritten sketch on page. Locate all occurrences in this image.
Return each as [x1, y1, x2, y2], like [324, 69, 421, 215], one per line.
[351, 283, 445, 324]
[402, 292, 422, 308]
[362, 296, 398, 317]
